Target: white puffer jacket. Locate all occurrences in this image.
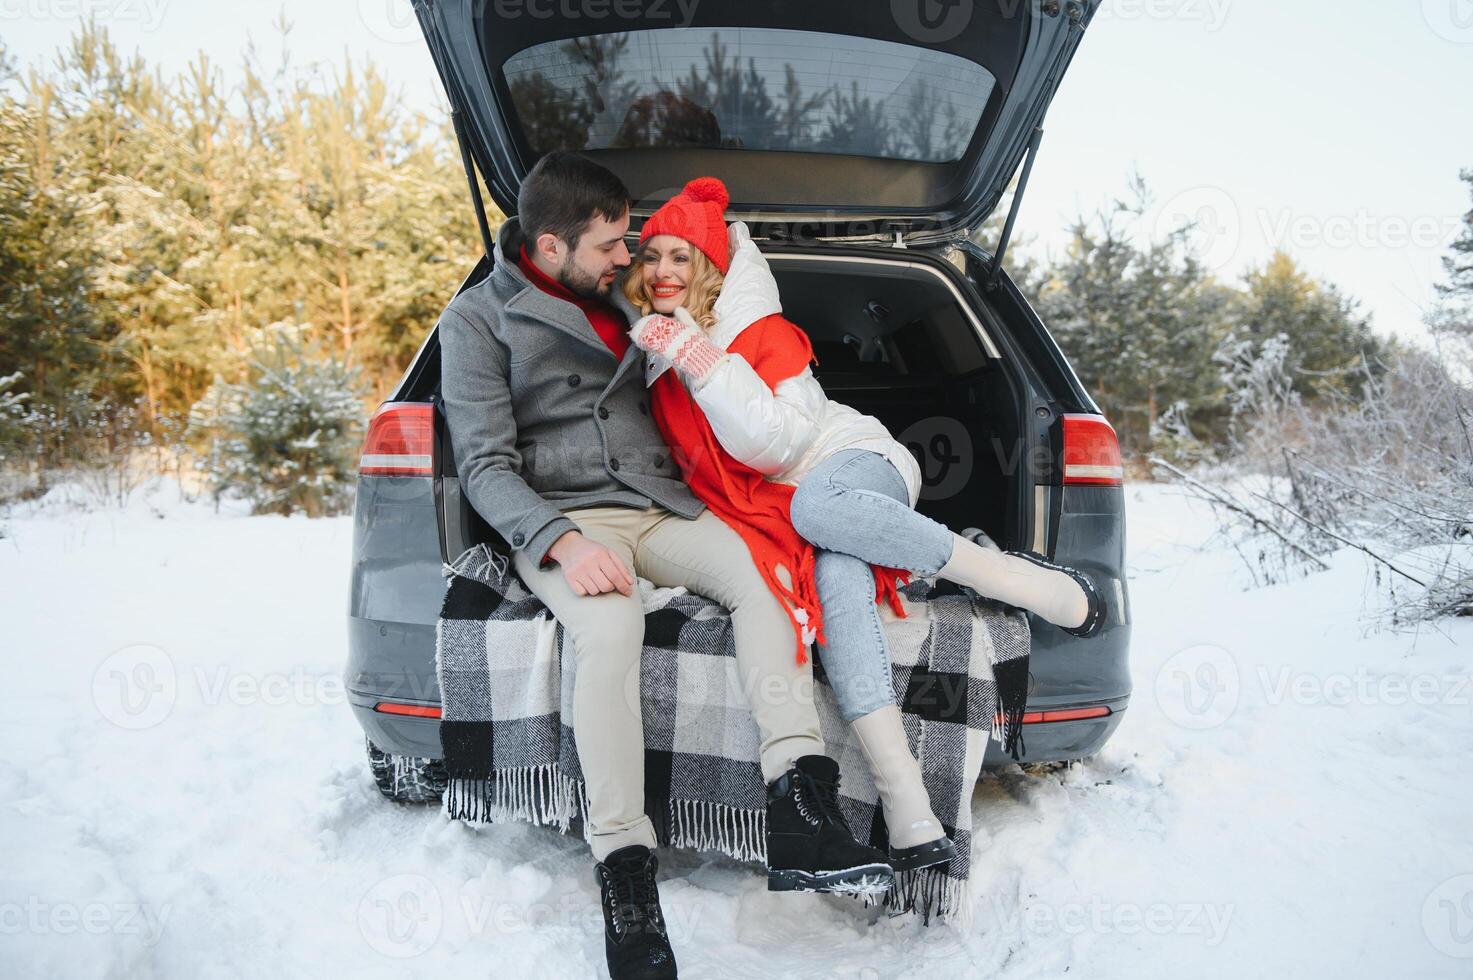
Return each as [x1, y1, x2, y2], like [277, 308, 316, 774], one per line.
[644, 222, 922, 507]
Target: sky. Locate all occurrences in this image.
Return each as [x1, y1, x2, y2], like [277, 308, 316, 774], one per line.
[5, 0, 1472, 345]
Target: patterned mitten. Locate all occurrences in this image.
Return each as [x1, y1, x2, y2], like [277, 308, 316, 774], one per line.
[628, 306, 724, 386]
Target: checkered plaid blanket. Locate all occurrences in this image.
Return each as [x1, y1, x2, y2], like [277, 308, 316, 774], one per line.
[435, 541, 1030, 924]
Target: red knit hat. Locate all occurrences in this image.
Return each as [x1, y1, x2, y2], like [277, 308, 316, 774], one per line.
[638, 177, 731, 273]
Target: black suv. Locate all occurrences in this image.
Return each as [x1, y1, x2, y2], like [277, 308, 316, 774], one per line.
[345, 0, 1130, 800]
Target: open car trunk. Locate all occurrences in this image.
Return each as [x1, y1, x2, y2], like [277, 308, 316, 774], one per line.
[416, 0, 1100, 242]
[436, 245, 1030, 561]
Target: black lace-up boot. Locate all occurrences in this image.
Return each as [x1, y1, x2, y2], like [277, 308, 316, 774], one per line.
[766, 755, 894, 895]
[594, 845, 678, 980]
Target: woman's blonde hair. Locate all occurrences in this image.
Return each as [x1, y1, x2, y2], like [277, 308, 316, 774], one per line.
[622, 238, 726, 330]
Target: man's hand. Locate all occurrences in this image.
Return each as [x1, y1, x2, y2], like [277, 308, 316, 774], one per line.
[546, 530, 636, 597]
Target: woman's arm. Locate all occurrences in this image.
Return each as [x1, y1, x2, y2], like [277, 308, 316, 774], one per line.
[693, 357, 826, 476]
[630, 310, 825, 476]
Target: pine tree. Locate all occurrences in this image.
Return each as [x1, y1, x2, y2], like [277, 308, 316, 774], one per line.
[0, 372, 37, 463]
[0, 74, 122, 446]
[818, 80, 896, 158]
[675, 35, 776, 148]
[1439, 169, 1473, 303]
[774, 64, 826, 149]
[1238, 251, 1381, 402]
[512, 70, 594, 153]
[1432, 169, 1473, 347]
[188, 326, 364, 517]
[269, 56, 478, 394]
[1032, 186, 1235, 455]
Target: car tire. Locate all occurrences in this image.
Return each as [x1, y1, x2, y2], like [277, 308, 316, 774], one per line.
[365, 736, 448, 803]
[1020, 760, 1081, 776]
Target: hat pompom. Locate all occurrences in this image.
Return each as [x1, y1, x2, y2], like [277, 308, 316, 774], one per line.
[683, 176, 729, 211]
[641, 175, 733, 271]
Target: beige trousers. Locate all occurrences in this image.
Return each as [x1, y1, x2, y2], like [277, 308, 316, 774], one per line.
[511, 504, 824, 861]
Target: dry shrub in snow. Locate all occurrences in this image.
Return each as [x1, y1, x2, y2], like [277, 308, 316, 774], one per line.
[1152, 332, 1473, 625]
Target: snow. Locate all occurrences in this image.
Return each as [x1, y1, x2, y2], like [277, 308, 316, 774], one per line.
[2, 479, 1471, 978]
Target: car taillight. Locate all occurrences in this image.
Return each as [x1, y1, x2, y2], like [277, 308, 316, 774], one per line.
[360, 402, 435, 477]
[1061, 414, 1123, 486]
[374, 700, 442, 718]
[1019, 705, 1112, 724]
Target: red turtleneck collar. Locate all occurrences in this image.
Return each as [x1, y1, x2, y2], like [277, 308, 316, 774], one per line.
[516, 245, 630, 361]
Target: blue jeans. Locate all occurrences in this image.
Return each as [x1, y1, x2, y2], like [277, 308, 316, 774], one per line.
[788, 449, 956, 722]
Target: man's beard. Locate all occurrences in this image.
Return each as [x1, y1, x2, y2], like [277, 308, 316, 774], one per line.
[556, 255, 609, 300]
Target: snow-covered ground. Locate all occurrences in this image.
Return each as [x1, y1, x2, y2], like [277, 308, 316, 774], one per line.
[2, 480, 1471, 979]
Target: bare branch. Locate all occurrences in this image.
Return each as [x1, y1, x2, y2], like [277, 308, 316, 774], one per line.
[1249, 492, 1428, 587]
[1149, 457, 1332, 572]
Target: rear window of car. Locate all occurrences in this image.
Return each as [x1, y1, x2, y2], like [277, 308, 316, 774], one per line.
[502, 28, 996, 164]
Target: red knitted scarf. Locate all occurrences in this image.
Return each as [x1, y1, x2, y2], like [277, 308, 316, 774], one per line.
[649, 312, 911, 664]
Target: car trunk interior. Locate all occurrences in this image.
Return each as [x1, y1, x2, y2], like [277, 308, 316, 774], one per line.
[767, 250, 1023, 549]
[436, 247, 1028, 561]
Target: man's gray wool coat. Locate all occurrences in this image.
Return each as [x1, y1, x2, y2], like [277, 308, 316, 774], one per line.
[438, 218, 705, 565]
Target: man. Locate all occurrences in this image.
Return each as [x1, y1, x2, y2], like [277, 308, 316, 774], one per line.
[437, 152, 891, 980]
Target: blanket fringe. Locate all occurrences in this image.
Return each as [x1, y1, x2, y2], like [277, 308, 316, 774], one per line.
[992, 654, 1031, 762]
[444, 767, 767, 865]
[663, 798, 767, 864]
[873, 865, 974, 928]
[443, 765, 588, 838]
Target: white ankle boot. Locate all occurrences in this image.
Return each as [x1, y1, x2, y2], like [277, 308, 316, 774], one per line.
[851, 705, 956, 871]
[937, 533, 1094, 631]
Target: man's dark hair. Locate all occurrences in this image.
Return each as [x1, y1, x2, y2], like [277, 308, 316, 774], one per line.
[518, 152, 629, 252]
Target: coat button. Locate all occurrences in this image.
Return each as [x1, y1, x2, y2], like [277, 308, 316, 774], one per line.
[655, 456, 666, 468]
[512, 532, 525, 546]
[639, 402, 649, 416]
[567, 374, 581, 387]
[609, 459, 620, 472]
[597, 407, 610, 420]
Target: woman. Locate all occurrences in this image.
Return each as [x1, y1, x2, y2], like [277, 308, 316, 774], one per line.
[623, 177, 1105, 872]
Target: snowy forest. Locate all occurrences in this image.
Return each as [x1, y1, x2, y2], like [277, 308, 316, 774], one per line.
[0, 24, 478, 515]
[2, 24, 1471, 614]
